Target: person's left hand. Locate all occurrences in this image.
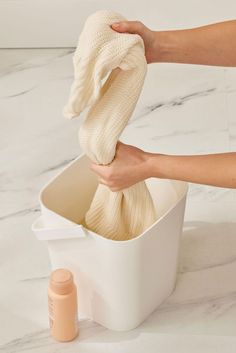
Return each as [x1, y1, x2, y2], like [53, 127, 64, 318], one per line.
[89, 141, 151, 192]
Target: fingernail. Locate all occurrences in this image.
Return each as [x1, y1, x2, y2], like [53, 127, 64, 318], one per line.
[112, 22, 120, 27]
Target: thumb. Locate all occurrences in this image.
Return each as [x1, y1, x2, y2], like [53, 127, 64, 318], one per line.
[111, 21, 143, 35]
[90, 161, 110, 175]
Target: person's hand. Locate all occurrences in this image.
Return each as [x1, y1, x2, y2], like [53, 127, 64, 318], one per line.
[110, 20, 158, 64]
[89, 141, 152, 192]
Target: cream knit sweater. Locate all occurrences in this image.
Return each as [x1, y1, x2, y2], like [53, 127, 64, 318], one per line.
[63, 10, 157, 241]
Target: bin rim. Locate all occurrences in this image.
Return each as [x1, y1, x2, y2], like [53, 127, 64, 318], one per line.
[36, 152, 189, 244]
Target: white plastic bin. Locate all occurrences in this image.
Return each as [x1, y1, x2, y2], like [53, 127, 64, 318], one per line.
[31, 152, 188, 331]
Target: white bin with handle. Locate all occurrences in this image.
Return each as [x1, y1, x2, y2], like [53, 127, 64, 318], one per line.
[31, 152, 188, 331]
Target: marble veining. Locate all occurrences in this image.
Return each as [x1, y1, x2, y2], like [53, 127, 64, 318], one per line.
[134, 87, 218, 120]
[1, 48, 236, 352]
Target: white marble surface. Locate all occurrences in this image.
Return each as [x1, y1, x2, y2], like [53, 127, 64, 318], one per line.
[1, 48, 236, 352]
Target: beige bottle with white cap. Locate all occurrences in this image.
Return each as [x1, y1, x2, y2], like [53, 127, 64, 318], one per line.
[48, 268, 79, 342]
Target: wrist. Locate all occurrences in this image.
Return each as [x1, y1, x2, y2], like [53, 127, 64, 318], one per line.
[153, 29, 186, 63]
[144, 152, 171, 179]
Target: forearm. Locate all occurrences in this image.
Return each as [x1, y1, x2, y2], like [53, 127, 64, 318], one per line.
[154, 20, 236, 66]
[146, 152, 236, 188]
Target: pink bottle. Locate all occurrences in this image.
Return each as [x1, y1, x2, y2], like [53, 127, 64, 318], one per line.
[48, 268, 79, 342]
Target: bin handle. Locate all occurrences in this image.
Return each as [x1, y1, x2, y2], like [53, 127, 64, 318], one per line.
[31, 216, 88, 241]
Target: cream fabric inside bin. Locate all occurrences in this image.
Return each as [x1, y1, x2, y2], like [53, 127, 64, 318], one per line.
[40, 153, 185, 230]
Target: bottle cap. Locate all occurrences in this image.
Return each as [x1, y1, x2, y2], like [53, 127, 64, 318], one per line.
[49, 268, 75, 295]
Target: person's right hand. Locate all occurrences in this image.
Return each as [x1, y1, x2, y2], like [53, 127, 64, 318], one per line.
[110, 20, 157, 64]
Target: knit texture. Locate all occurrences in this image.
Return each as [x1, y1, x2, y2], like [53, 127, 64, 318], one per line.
[63, 10, 157, 240]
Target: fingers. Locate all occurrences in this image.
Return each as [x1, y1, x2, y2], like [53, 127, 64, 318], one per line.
[90, 163, 112, 183]
[90, 162, 111, 175]
[111, 20, 143, 35]
[98, 177, 121, 192]
[98, 177, 107, 186]
[89, 154, 120, 190]
[98, 177, 118, 192]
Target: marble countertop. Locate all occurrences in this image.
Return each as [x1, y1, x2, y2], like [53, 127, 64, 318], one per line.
[1, 48, 236, 352]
